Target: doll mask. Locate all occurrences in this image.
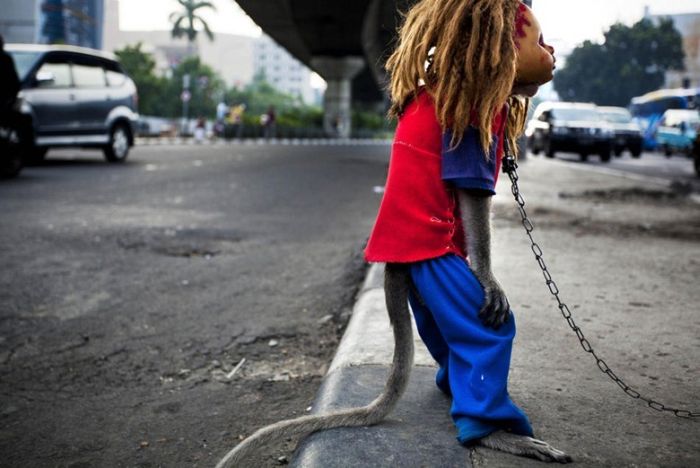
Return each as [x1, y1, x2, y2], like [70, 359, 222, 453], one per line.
[514, 3, 556, 87]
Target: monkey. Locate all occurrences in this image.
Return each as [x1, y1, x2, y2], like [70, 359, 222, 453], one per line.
[214, 2, 571, 466]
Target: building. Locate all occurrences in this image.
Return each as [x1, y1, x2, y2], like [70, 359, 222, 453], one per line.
[104, 28, 256, 89]
[650, 12, 700, 89]
[0, 1, 40, 44]
[253, 35, 314, 104]
[103, 0, 316, 104]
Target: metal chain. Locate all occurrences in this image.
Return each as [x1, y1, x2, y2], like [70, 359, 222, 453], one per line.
[501, 154, 699, 419]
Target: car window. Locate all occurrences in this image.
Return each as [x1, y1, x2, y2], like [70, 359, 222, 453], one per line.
[72, 64, 107, 88]
[35, 62, 72, 88]
[552, 108, 599, 121]
[7, 50, 42, 81]
[105, 69, 127, 87]
[601, 112, 632, 124]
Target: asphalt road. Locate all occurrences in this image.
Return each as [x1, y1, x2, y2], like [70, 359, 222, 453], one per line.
[534, 149, 700, 193]
[0, 143, 390, 467]
[1, 141, 697, 468]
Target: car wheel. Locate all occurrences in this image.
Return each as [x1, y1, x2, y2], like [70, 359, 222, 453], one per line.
[104, 123, 131, 163]
[600, 148, 612, 163]
[663, 144, 672, 158]
[579, 152, 588, 162]
[25, 146, 48, 165]
[544, 138, 555, 158]
[529, 137, 540, 155]
[0, 125, 24, 178]
[630, 146, 642, 158]
[0, 154, 23, 178]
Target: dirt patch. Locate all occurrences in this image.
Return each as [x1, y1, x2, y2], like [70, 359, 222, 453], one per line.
[116, 227, 246, 258]
[494, 200, 700, 241]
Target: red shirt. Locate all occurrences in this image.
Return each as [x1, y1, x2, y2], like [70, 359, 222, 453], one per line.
[364, 91, 505, 264]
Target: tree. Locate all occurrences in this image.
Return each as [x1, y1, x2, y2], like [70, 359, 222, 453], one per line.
[114, 43, 168, 116]
[161, 56, 226, 119]
[225, 71, 303, 117]
[169, 0, 216, 54]
[553, 18, 685, 106]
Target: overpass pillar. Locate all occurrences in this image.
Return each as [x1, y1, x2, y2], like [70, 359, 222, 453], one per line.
[311, 56, 366, 138]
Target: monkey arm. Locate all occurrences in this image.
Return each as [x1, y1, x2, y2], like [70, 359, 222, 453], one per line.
[457, 190, 510, 329]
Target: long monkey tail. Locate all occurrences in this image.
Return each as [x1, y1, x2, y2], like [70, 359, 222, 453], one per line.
[214, 263, 415, 468]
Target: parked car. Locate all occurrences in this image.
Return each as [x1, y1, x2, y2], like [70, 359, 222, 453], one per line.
[597, 106, 643, 158]
[7, 43, 139, 163]
[526, 102, 614, 162]
[654, 109, 699, 157]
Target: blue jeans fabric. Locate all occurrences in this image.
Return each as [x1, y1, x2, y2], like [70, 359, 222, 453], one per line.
[407, 254, 534, 444]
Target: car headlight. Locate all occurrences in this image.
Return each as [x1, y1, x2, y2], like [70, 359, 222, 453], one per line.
[600, 128, 613, 137]
[15, 92, 31, 114]
[552, 127, 568, 135]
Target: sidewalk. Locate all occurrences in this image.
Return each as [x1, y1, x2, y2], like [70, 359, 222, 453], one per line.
[292, 156, 700, 467]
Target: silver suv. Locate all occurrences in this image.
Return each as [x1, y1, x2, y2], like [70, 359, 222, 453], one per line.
[8, 44, 138, 163]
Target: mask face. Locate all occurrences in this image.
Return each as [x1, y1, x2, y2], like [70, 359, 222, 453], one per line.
[514, 3, 556, 86]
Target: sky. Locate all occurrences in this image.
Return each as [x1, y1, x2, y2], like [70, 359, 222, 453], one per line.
[119, 0, 700, 89]
[120, 0, 700, 50]
[533, 0, 700, 57]
[119, 0, 261, 37]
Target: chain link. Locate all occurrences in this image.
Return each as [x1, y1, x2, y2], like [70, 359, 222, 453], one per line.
[502, 155, 699, 419]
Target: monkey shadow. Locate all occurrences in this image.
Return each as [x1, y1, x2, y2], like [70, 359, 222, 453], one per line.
[292, 365, 468, 467]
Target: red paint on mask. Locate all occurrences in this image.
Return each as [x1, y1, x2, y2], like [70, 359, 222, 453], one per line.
[514, 3, 531, 49]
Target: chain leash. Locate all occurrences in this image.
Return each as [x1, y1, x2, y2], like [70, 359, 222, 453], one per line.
[501, 154, 699, 419]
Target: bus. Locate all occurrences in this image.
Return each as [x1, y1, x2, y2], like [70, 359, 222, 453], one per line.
[629, 87, 700, 150]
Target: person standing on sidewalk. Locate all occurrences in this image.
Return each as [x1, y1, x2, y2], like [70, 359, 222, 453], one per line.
[263, 105, 276, 139]
[364, 0, 569, 461]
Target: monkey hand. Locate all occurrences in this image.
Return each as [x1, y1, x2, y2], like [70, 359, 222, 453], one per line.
[475, 273, 511, 329]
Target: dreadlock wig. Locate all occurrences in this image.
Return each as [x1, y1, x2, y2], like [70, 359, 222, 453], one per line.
[387, 0, 529, 155]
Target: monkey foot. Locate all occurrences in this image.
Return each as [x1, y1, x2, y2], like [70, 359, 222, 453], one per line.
[477, 430, 573, 463]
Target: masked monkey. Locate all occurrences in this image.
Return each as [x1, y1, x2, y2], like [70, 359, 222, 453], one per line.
[215, 2, 570, 466]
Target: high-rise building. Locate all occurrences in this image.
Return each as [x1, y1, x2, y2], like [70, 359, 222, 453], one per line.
[40, 0, 104, 49]
[0, 0, 104, 49]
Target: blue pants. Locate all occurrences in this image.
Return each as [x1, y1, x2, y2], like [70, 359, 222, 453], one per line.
[407, 254, 534, 444]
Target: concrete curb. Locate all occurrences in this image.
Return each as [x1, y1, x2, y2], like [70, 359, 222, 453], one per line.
[327, 263, 436, 374]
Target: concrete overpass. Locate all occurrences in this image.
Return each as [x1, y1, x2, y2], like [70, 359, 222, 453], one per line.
[236, 0, 410, 137]
[235, 0, 532, 137]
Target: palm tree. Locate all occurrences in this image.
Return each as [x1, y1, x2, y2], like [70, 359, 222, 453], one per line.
[169, 0, 217, 55]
